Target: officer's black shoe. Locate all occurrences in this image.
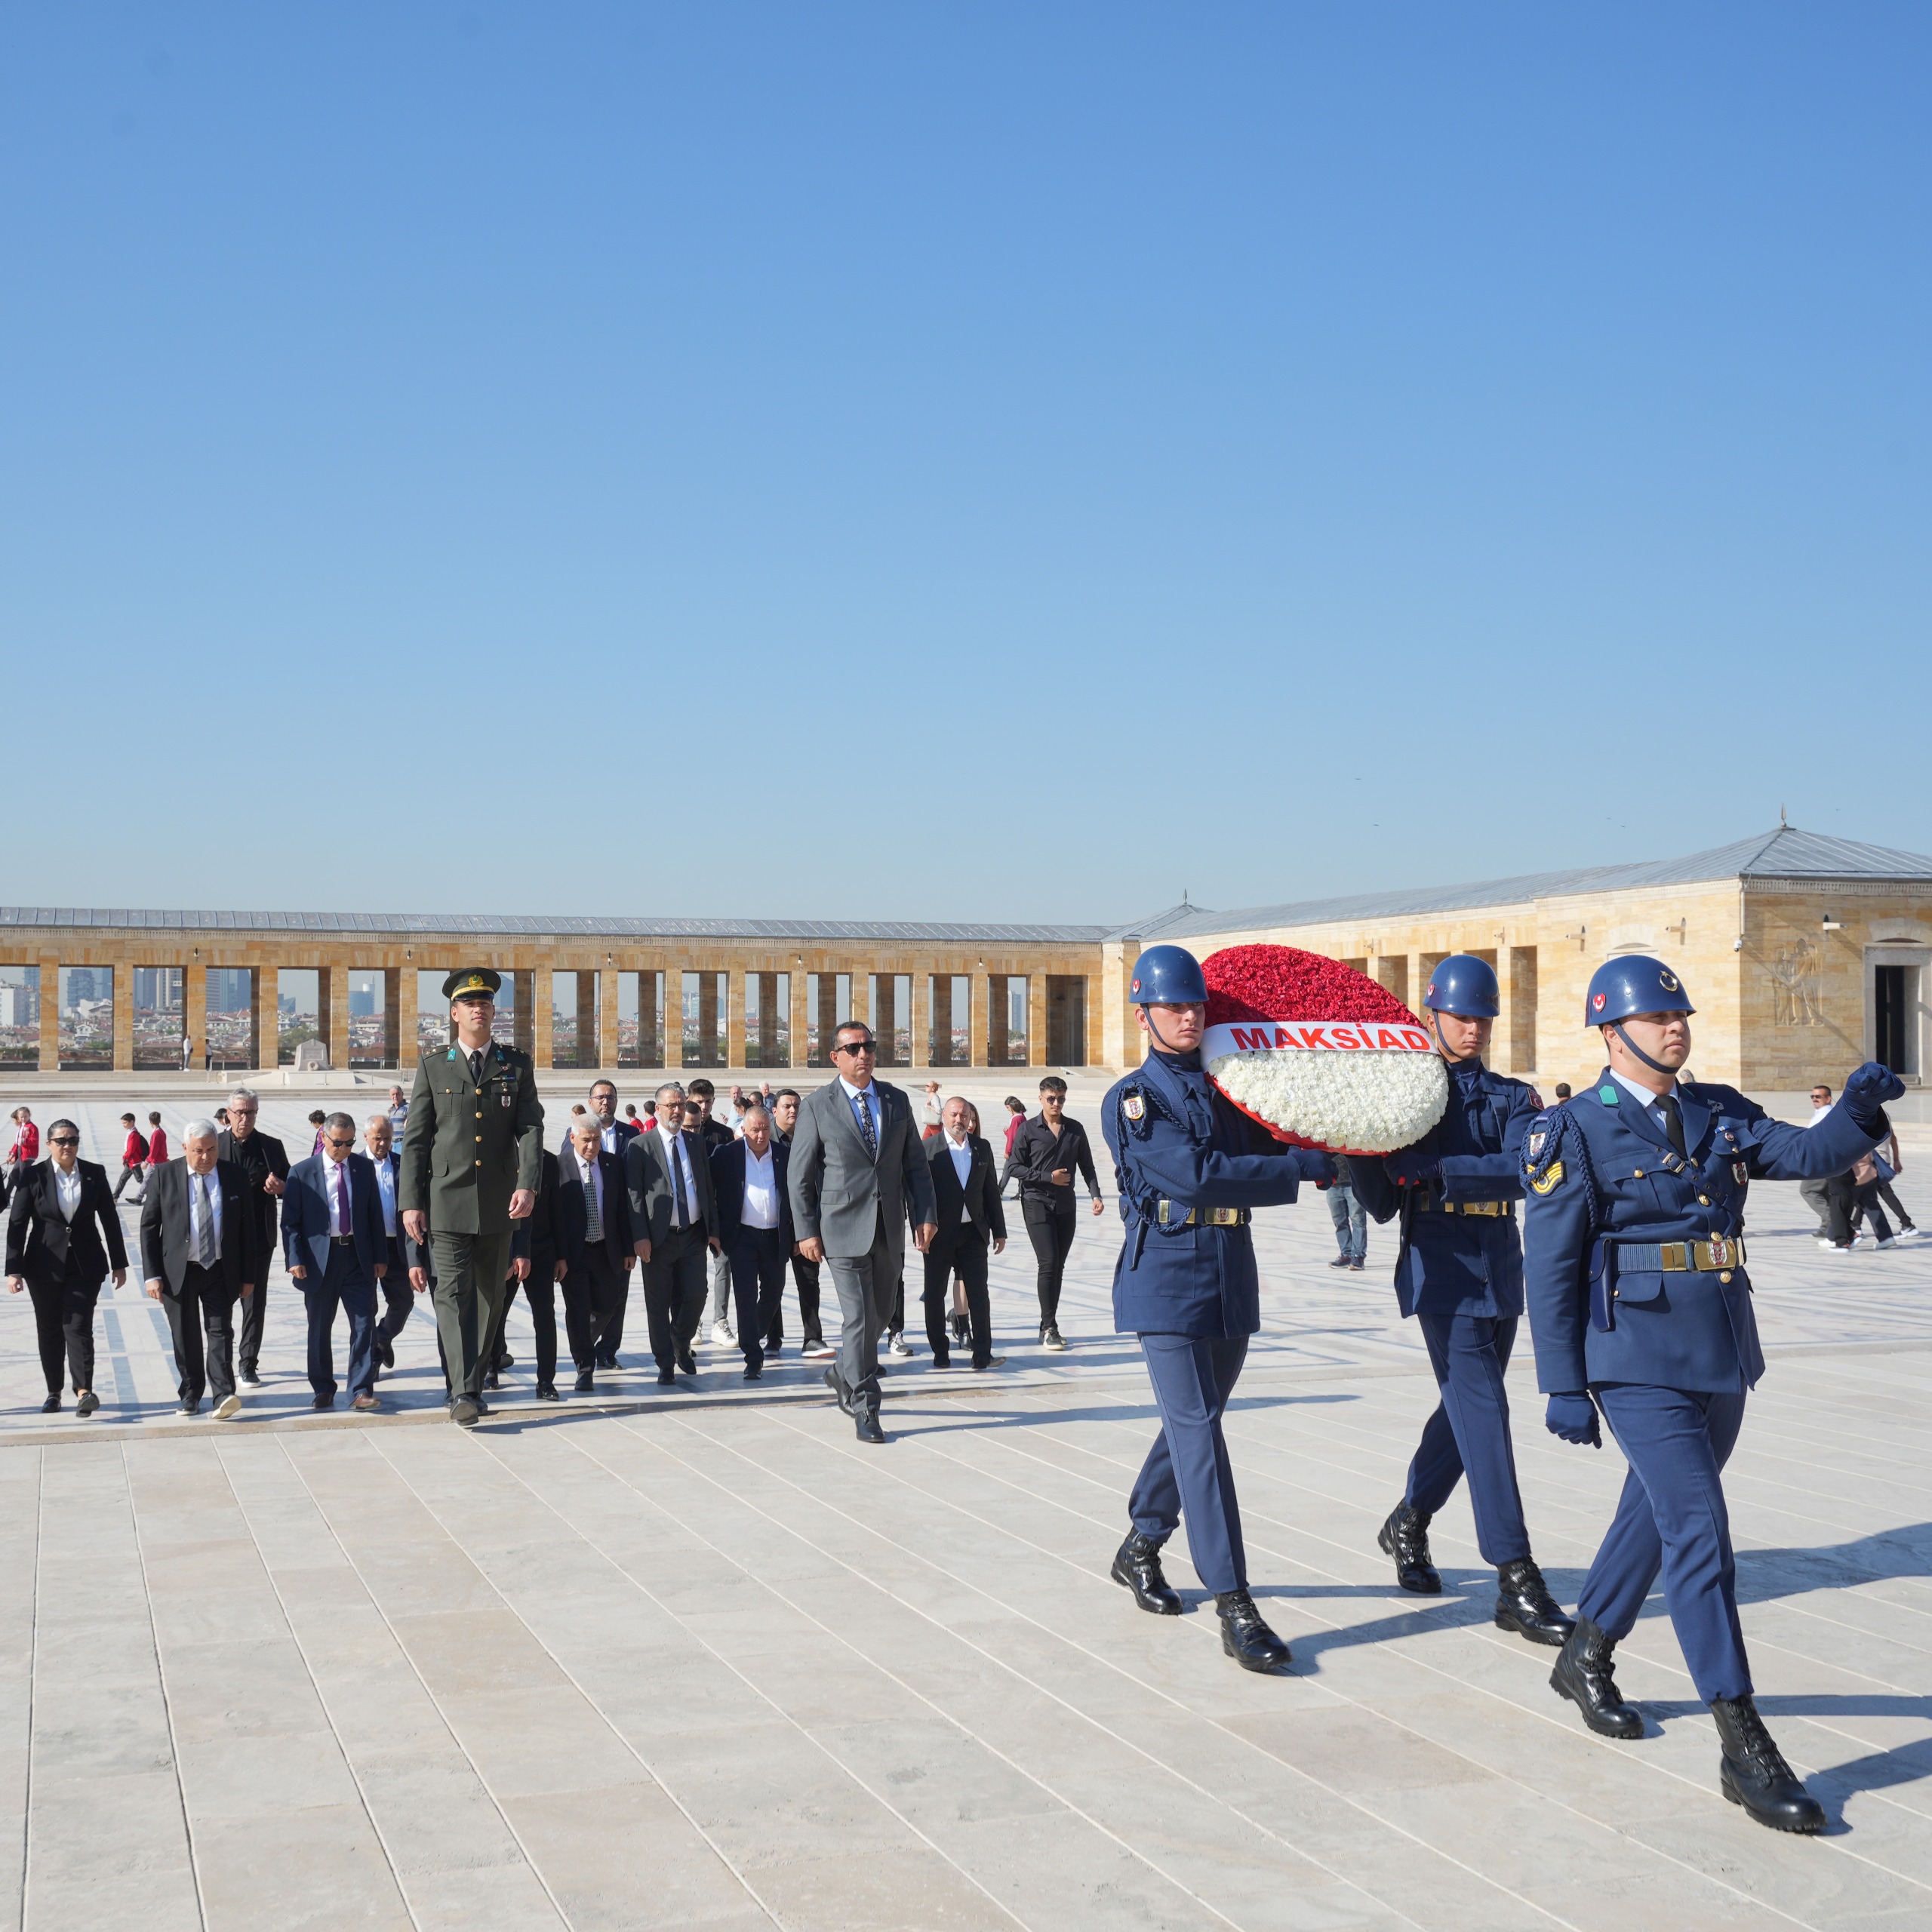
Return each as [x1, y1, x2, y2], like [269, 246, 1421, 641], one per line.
[1494, 1557, 1574, 1647]
[1549, 1615, 1643, 1738]
[823, 1366, 854, 1416]
[1377, 1503, 1441, 1595]
[535, 1383, 560, 1401]
[575, 1370, 594, 1392]
[1712, 1694, 1826, 1833]
[1111, 1530, 1183, 1615]
[1216, 1589, 1291, 1672]
[676, 1349, 697, 1377]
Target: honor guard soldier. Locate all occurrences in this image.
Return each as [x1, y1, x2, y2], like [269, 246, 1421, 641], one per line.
[1101, 945, 1336, 1672]
[1524, 955, 1902, 1832]
[1351, 954, 1574, 1646]
[400, 969, 545, 1426]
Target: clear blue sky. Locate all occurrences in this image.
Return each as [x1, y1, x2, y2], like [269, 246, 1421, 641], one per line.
[5, 5, 1927, 925]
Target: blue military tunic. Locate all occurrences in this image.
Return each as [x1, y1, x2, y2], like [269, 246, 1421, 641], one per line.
[1523, 1072, 1881, 1395]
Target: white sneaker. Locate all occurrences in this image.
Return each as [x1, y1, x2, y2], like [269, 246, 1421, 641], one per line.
[214, 1393, 242, 1420]
[711, 1322, 734, 1346]
[1896, 1227, 1922, 1243]
[888, 1334, 913, 1358]
[1878, 1237, 1900, 1249]
[1816, 1238, 1841, 1251]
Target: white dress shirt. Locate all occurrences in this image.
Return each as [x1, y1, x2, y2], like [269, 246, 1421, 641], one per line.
[322, 1154, 355, 1235]
[945, 1131, 974, 1222]
[53, 1163, 83, 1222]
[741, 1146, 781, 1229]
[574, 1148, 605, 1239]
[188, 1167, 223, 1258]
[371, 1155, 398, 1237]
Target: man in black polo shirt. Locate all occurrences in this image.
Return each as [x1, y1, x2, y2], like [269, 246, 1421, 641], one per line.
[1004, 1077, 1104, 1350]
[217, 1088, 290, 1387]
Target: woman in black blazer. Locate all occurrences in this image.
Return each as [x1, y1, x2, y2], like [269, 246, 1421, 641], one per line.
[5, 1119, 129, 1414]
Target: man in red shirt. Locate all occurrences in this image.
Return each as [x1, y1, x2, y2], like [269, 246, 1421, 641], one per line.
[146, 1113, 170, 1169]
[112, 1113, 151, 1201]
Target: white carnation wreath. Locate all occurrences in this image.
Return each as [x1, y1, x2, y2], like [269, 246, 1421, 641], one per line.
[1204, 1020, 1448, 1155]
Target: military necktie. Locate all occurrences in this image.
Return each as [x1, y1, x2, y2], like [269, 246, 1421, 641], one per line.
[196, 1174, 217, 1266]
[1657, 1093, 1688, 1158]
[469, 1048, 484, 1085]
[853, 1088, 878, 1161]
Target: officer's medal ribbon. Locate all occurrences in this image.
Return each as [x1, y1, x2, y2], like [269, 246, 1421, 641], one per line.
[1198, 945, 1450, 1155]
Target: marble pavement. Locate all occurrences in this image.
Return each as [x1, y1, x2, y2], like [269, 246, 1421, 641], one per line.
[1, 1096, 1929, 1930]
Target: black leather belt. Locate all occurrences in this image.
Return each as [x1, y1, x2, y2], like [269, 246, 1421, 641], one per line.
[329, 1235, 355, 1247]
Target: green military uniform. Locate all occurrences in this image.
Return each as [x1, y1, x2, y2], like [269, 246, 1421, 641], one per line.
[398, 971, 544, 1410]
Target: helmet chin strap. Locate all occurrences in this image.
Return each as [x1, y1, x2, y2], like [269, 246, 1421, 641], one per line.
[1144, 1006, 1193, 1056]
[1611, 1020, 1678, 1078]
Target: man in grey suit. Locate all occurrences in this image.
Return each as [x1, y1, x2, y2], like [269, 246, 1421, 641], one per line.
[788, 1022, 937, 1444]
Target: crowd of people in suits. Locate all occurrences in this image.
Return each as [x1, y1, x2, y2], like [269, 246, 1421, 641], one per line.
[1, 1066, 1108, 1420]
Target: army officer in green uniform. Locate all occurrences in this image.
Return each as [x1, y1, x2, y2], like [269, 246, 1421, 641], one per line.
[400, 969, 544, 1425]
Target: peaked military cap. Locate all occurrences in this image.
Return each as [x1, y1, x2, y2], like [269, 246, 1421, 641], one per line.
[442, 968, 503, 1002]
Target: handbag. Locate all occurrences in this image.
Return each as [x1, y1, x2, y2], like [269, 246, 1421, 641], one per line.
[1850, 1152, 1879, 1187]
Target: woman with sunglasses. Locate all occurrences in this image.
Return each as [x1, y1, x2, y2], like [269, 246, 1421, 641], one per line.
[6, 1118, 128, 1414]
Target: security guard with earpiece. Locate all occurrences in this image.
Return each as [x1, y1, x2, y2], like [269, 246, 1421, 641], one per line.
[1351, 953, 1574, 1647]
[399, 970, 545, 1426]
[1523, 954, 1901, 1831]
[1100, 944, 1336, 1673]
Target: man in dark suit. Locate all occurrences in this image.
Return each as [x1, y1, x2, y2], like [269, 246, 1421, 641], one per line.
[924, 1097, 1008, 1371]
[787, 1023, 937, 1444]
[765, 1088, 832, 1361]
[217, 1087, 289, 1388]
[140, 1118, 259, 1417]
[556, 1114, 635, 1393]
[283, 1111, 389, 1411]
[710, 1105, 793, 1381]
[626, 1079, 715, 1387]
[502, 1146, 564, 1399]
[571, 1080, 641, 1157]
[6, 1117, 128, 1414]
[361, 1112, 415, 1377]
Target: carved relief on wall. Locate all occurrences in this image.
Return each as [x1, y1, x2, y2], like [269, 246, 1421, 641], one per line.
[1767, 935, 1823, 1026]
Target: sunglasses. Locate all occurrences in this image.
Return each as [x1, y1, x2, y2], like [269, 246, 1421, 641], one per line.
[834, 1040, 876, 1056]
[49, 1136, 78, 1147]
[325, 1137, 356, 1149]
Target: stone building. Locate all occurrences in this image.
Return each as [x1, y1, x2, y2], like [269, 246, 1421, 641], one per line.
[4, 826, 1927, 1088]
[1100, 826, 1932, 1095]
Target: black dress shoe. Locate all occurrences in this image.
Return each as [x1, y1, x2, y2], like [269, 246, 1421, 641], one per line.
[854, 1410, 885, 1445]
[312, 1393, 334, 1411]
[178, 1399, 200, 1416]
[931, 1354, 951, 1371]
[472, 1396, 492, 1417]
[376, 1331, 395, 1371]
[535, 1383, 561, 1401]
[40, 1394, 60, 1414]
[1111, 1530, 1183, 1615]
[677, 1350, 697, 1377]
[485, 1371, 502, 1390]
[575, 1370, 595, 1393]
[1712, 1694, 1826, 1832]
[1377, 1503, 1441, 1595]
[450, 1395, 478, 1427]
[656, 1369, 675, 1386]
[1494, 1557, 1574, 1647]
[496, 1351, 514, 1371]
[744, 1367, 761, 1382]
[1549, 1615, 1643, 1738]
[75, 1391, 99, 1417]
[1216, 1589, 1292, 1672]
[823, 1366, 854, 1415]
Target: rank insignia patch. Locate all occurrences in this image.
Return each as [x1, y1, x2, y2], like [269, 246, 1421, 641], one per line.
[1528, 1161, 1566, 1195]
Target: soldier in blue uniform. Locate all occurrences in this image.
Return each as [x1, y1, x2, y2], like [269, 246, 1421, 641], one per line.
[1100, 945, 1336, 1672]
[1524, 955, 1902, 1832]
[1351, 954, 1574, 1645]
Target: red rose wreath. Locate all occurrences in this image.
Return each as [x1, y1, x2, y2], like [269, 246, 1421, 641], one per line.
[1201, 944, 1449, 1156]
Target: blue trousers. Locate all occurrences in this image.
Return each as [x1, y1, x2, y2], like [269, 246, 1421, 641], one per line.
[1326, 1185, 1366, 1263]
[1131, 1334, 1249, 1593]
[1404, 1310, 1531, 1566]
[728, 1226, 790, 1374]
[306, 1243, 377, 1399]
[1580, 1383, 1751, 1703]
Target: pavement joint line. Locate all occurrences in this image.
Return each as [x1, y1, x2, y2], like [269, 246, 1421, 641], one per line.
[354, 1427, 784, 1932]
[115, 1438, 211, 1932]
[942, 1392, 1932, 1909]
[648, 1403, 1589, 1932]
[571, 1412, 1395, 1932]
[15, 1451, 38, 1932]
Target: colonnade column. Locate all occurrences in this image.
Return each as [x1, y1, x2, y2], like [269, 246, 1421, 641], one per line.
[254, 970, 278, 1071]
[971, 969, 990, 1068]
[912, 973, 932, 1069]
[112, 961, 134, 1072]
[789, 971, 811, 1072]
[533, 974, 553, 1069]
[1028, 974, 1048, 1069]
[724, 971, 746, 1069]
[184, 969, 208, 1075]
[324, 967, 350, 1072]
[598, 971, 620, 1069]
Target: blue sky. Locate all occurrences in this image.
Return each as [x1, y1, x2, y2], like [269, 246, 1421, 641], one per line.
[4, 5, 1927, 925]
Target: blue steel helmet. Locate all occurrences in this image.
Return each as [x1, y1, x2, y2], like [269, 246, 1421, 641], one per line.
[1423, 954, 1500, 1018]
[1585, 955, 1694, 1027]
[1128, 945, 1208, 1005]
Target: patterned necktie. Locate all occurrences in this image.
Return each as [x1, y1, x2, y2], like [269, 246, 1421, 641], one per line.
[668, 1134, 690, 1228]
[333, 1160, 351, 1236]
[586, 1158, 603, 1239]
[197, 1174, 217, 1266]
[469, 1049, 485, 1086]
[1657, 1094, 1687, 1158]
[853, 1088, 878, 1161]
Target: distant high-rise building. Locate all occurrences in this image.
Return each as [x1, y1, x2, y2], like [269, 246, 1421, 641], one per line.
[349, 987, 376, 1016]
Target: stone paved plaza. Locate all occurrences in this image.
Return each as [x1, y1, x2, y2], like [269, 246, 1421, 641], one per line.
[2, 1096, 1930, 1929]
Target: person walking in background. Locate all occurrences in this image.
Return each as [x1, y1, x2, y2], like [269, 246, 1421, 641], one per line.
[555, 1113, 635, 1392]
[1801, 1084, 1839, 1244]
[501, 1143, 564, 1399]
[1324, 1153, 1366, 1270]
[218, 1088, 289, 1389]
[921, 1081, 944, 1142]
[361, 1112, 414, 1377]
[764, 1088, 831, 1360]
[7, 1118, 128, 1415]
[1552, 1084, 1572, 1103]
[140, 1119, 258, 1419]
[1005, 1076, 1104, 1351]
[386, 1084, 409, 1140]
[282, 1111, 387, 1411]
[112, 1112, 151, 1201]
[1850, 1126, 1918, 1244]
[685, 1078, 737, 1347]
[6, 1107, 38, 1185]
[710, 1104, 792, 1380]
[307, 1109, 328, 1155]
[146, 1112, 169, 1173]
[923, 1097, 1006, 1371]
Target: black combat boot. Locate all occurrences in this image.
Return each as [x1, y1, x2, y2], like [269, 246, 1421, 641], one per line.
[1110, 1530, 1183, 1615]
[1494, 1557, 1575, 1647]
[1549, 1615, 1643, 1738]
[1216, 1589, 1292, 1672]
[1712, 1694, 1826, 1833]
[1377, 1503, 1441, 1594]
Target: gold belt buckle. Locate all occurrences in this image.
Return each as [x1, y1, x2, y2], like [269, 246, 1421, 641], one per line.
[1206, 1207, 1239, 1227]
[1704, 1235, 1734, 1269]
